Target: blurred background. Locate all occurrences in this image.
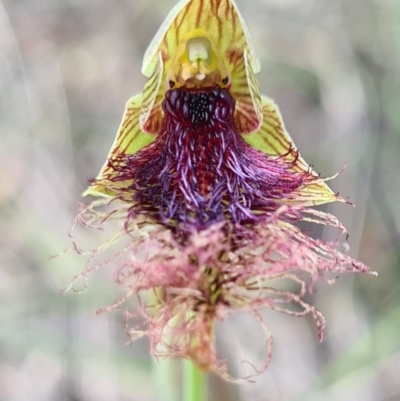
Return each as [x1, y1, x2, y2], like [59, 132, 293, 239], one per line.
[1, 0, 399, 400]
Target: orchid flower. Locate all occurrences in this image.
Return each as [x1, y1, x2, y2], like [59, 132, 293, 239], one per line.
[70, 0, 374, 382]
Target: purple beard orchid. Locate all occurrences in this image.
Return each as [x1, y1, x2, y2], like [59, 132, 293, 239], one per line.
[68, 0, 375, 381]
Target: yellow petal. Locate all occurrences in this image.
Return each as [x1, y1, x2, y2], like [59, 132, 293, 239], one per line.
[244, 96, 343, 206]
[84, 94, 155, 197]
[140, 52, 164, 134]
[139, 0, 262, 134]
[231, 50, 263, 134]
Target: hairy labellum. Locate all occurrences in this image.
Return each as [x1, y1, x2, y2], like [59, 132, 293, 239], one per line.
[107, 88, 314, 231]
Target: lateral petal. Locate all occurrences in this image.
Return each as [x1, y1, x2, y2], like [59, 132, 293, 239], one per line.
[243, 96, 343, 206]
[84, 94, 155, 197]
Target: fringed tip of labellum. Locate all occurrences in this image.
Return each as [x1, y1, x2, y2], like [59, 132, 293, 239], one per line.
[66, 0, 375, 381]
[67, 198, 374, 380]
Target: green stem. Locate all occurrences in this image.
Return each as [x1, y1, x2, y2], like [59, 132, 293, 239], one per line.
[183, 359, 207, 401]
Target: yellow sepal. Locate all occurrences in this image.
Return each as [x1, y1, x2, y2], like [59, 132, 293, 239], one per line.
[139, 0, 262, 134]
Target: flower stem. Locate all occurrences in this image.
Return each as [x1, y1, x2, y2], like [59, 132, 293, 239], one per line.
[182, 359, 207, 401]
